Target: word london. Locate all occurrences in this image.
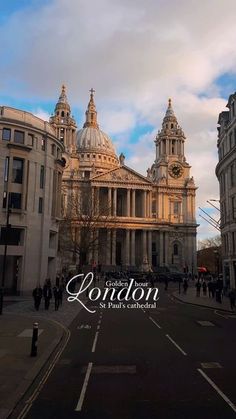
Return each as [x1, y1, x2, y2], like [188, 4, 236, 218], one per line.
[66, 273, 159, 313]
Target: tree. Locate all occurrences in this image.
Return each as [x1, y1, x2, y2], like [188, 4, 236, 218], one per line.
[59, 183, 114, 270]
[198, 235, 221, 250]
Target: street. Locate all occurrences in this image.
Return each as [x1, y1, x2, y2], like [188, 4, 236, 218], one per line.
[13, 283, 236, 419]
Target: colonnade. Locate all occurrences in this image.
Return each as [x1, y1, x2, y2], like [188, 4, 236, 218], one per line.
[92, 186, 152, 218]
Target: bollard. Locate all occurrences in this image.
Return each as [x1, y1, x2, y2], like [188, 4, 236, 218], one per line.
[31, 322, 39, 357]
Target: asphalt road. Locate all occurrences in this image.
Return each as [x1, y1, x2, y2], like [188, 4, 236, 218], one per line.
[15, 282, 236, 419]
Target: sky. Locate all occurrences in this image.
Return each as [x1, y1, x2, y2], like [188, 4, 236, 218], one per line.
[1, 0, 236, 241]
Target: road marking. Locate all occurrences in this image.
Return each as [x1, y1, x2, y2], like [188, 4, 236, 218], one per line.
[197, 320, 215, 327]
[198, 368, 236, 413]
[201, 362, 222, 369]
[92, 331, 99, 352]
[75, 362, 93, 411]
[81, 365, 136, 374]
[18, 320, 70, 419]
[98, 319, 101, 325]
[141, 308, 146, 313]
[97, 325, 100, 330]
[77, 324, 91, 330]
[166, 334, 187, 356]
[149, 316, 162, 329]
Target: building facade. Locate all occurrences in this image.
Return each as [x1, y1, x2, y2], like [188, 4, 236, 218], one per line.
[0, 106, 64, 293]
[216, 93, 236, 287]
[52, 87, 197, 274]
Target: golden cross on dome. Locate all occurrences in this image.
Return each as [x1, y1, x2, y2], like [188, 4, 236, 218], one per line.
[90, 88, 95, 96]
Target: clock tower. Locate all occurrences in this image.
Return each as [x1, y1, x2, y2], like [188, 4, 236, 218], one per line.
[148, 99, 197, 273]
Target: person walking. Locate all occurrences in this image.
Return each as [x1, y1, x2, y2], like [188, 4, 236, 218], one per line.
[202, 280, 207, 296]
[32, 285, 42, 311]
[53, 286, 60, 311]
[183, 278, 188, 294]
[229, 289, 236, 312]
[195, 280, 201, 297]
[43, 280, 52, 310]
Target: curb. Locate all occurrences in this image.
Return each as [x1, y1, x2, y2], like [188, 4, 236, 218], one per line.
[172, 292, 233, 314]
[2, 317, 69, 419]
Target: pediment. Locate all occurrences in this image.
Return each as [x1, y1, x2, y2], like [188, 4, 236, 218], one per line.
[91, 165, 151, 185]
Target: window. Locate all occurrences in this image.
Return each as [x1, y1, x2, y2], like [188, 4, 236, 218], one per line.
[27, 134, 34, 146]
[12, 158, 24, 184]
[152, 242, 156, 252]
[229, 132, 233, 149]
[230, 163, 235, 187]
[40, 165, 45, 189]
[173, 243, 178, 255]
[61, 111, 64, 117]
[2, 128, 11, 141]
[173, 201, 180, 215]
[10, 192, 22, 209]
[51, 144, 56, 155]
[38, 197, 43, 213]
[4, 157, 9, 182]
[41, 138, 46, 150]
[14, 130, 24, 144]
[0, 227, 23, 245]
[232, 196, 236, 219]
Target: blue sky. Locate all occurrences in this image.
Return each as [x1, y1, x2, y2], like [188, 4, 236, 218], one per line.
[1, 0, 236, 241]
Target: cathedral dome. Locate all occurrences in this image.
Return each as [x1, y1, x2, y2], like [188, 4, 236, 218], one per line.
[76, 126, 117, 157]
[76, 89, 119, 172]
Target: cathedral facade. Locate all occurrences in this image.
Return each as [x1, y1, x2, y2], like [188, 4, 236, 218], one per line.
[51, 87, 197, 274]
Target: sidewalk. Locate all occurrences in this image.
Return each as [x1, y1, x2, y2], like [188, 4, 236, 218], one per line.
[0, 295, 85, 419]
[172, 285, 233, 313]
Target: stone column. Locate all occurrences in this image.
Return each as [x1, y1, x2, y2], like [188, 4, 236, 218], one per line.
[148, 231, 152, 267]
[111, 230, 117, 265]
[113, 188, 117, 217]
[149, 191, 152, 218]
[125, 229, 130, 266]
[106, 229, 111, 265]
[142, 230, 147, 263]
[142, 191, 147, 218]
[131, 230, 135, 266]
[132, 189, 136, 217]
[127, 189, 131, 217]
[108, 187, 112, 216]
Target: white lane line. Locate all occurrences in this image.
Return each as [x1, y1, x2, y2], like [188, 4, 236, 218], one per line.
[97, 325, 100, 330]
[75, 362, 93, 411]
[149, 316, 162, 329]
[141, 308, 146, 313]
[91, 331, 99, 353]
[98, 319, 101, 325]
[198, 368, 236, 413]
[166, 334, 187, 356]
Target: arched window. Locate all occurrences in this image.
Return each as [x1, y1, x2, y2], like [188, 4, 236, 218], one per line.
[61, 111, 65, 117]
[173, 243, 178, 256]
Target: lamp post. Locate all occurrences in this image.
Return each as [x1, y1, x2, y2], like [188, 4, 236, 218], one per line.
[0, 196, 12, 315]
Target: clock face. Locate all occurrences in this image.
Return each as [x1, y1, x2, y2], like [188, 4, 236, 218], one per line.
[169, 163, 183, 178]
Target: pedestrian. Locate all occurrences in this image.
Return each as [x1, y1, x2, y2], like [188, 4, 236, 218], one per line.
[183, 279, 188, 294]
[43, 280, 52, 310]
[58, 285, 63, 306]
[32, 285, 42, 310]
[195, 280, 201, 297]
[228, 289, 236, 311]
[53, 286, 60, 311]
[207, 280, 213, 298]
[202, 280, 207, 296]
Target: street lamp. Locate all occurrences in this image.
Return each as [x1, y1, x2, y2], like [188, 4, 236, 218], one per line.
[0, 194, 12, 315]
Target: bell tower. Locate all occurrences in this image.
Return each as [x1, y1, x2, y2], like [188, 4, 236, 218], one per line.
[148, 99, 197, 274]
[50, 85, 77, 153]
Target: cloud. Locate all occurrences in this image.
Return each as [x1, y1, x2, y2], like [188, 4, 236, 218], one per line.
[33, 108, 50, 121]
[0, 0, 235, 240]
